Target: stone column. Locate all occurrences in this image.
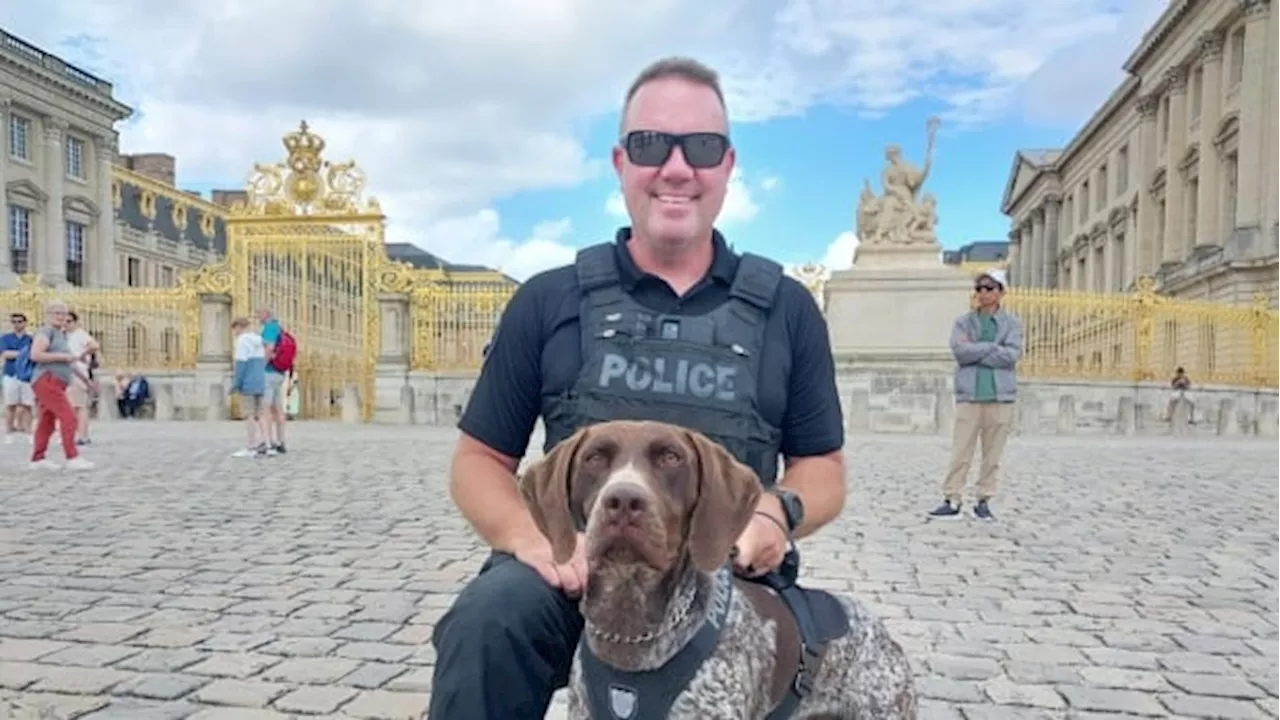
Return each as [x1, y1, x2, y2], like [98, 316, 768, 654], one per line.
[42, 117, 68, 287]
[1193, 31, 1226, 252]
[1030, 210, 1045, 287]
[94, 135, 117, 286]
[1160, 66, 1189, 268]
[1019, 223, 1032, 285]
[1233, 0, 1271, 234]
[1006, 229, 1021, 286]
[1135, 94, 1159, 276]
[0, 94, 10, 281]
[1042, 195, 1061, 287]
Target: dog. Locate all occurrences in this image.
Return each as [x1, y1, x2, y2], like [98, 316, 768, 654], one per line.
[519, 420, 918, 719]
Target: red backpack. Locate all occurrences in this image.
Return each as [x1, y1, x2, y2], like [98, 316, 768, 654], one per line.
[270, 328, 298, 373]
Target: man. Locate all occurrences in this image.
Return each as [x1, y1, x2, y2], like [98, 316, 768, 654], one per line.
[64, 311, 98, 446]
[257, 307, 288, 454]
[1166, 366, 1194, 423]
[930, 268, 1022, 520]
[28, 300, 95, 470]
[428, 57, 847, 720]
[1, 312, 34, 444]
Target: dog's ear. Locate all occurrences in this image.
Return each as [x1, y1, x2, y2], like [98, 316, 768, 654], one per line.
[518, 427, 590, 564]
[684, 430, 764, 573]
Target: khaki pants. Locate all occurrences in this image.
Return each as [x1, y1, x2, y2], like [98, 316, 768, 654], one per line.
[943, 402, 1015, 503]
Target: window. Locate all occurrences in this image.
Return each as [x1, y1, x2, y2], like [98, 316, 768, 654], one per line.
[65, 221, 86, 286]
[159, 265, 174, 287]
[1223, 152, 1239, 238]
[126, 256, 142, 287]
[1190, 66, 1203, 121]
[8, 205, 31, 275]
[1228, 27, 1245, 88]
[7, 114, 29, 161]
[1097, 164, 1108, 207]
[1116, 145, 1130, 194]
[1186, 177, 1199, 248]
[1079, 181, 1090, 222]
[65, 136, 86, 179]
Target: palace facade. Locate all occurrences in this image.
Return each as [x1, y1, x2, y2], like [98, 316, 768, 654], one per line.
[1002, 0, 1278, 306]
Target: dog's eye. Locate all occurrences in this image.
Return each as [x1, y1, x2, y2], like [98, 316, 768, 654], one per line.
[583, 450, 607, 466]
[657, 449, 681, 468]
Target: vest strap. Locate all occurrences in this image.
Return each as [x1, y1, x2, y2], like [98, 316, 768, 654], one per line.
[729, 253, 783, 312]
[576, 243, 621, 294]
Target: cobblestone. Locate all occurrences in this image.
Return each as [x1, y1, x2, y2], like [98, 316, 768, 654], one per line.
[0, 423, 1276, 719]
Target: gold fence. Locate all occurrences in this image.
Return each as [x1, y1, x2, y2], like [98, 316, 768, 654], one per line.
[0, 276, 198, 373]
[410, 280, 516, 371]
[1005, 279, 1278, 388]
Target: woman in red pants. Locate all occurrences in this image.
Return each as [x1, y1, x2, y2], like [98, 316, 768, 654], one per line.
[27, 301, 96, 471]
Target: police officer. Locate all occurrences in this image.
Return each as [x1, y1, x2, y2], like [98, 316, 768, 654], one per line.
[428, 56, 847, 720]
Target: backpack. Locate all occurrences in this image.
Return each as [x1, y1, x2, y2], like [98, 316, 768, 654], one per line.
[270, 328, 298, 373]
[13, 343, 34, 383]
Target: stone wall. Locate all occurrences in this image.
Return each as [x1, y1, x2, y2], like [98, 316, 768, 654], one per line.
[101, 364, 1277, 441]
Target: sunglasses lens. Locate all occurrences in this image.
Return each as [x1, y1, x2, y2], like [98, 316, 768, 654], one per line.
[625, 131, 675, 167]
[682, 133, 728, 168]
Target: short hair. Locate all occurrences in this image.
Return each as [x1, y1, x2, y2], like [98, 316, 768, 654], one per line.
[231, 317, 251, 330]
[619, 56, 728, 137]
[9, 313, 25, 322]
[68, 311, 79, 322]
[45, 300, 68, 315]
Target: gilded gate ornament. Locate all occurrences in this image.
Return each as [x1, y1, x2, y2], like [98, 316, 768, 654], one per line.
[234, 121, 382, 217]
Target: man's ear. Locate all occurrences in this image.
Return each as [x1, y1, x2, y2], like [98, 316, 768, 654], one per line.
[683, 430, 762, 573]
[517, 427, 590, 564]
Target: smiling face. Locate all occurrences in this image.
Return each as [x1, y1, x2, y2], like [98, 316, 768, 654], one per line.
[613, 75, 734, 258]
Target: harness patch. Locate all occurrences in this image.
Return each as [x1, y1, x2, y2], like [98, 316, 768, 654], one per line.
[608, 685, 637, 719]
[597, 353, 740, 401]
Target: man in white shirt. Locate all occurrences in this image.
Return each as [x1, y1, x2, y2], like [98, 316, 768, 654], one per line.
[230, 316, 270, 457]
[64, 312, 99, 446]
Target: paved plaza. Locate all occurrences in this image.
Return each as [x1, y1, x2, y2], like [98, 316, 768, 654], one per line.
[0, 422, 1276, 719]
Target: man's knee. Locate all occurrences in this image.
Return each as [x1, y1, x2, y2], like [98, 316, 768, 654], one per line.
[433, 552, 582, 660]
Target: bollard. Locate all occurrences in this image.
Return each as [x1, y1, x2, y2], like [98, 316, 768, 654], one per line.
[1169, 397, 1191, 436]
[98, 381, 119, 422]
[154, 384, 174, 421]
[397, 383, 415, 425]
[1116, 396, 1135, 436]
[847, 389, 870, 434]
[1055, 394, 1076, 435]
[1216, 398, 1237, 437]
[341, 384, 360, 424]
[207, 383, 228, 422]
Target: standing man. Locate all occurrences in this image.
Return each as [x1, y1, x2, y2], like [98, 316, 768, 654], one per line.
[257, 307, 288, 454]
[930, 268, 1022, 520]
[64, 311, 98, 446]
[1, 312, 34, 444]
[428, 57, 848, 719]
[28, 300, 95, 470]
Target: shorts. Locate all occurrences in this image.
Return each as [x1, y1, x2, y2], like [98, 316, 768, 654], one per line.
[232, 358, 266, 397]
[67, 380, 91, 409]
[264, 371, 286, 407]
[2, 375, 34, 407]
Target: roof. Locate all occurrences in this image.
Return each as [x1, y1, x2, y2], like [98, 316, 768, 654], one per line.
[384, 243, 517, 283]
[115, 171, 228, 254]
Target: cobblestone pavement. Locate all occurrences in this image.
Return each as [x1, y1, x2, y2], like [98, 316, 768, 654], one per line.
[0, 422, 1276, 719]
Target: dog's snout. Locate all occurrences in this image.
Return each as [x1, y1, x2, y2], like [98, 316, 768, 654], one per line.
[601, 484, 649, 525]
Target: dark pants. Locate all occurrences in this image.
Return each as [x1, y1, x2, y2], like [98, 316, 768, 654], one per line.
[118, 397, 141, 418]
[428, 552, 584, 719]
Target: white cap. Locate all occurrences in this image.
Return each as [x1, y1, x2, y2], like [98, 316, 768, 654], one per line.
[977, 267, 1007, 289]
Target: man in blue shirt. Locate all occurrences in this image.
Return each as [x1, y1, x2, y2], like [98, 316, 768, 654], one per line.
[1, 312, 35, 445]
[256, 307, 288, 454]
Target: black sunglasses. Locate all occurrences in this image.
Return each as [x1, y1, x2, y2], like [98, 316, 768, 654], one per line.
[622, 130, 730, 169]
[974, 284, 1000, 293]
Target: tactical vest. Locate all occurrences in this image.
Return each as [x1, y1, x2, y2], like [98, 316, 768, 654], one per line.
[542, 243, 785, 485]
[579, 564, 735, 720]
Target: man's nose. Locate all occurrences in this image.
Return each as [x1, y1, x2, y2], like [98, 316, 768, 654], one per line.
[657, 146, 695, 178]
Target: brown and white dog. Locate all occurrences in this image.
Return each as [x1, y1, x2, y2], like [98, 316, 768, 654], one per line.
[519, 420, 918, 719]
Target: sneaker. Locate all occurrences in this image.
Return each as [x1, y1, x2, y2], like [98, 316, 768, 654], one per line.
[928, 499, 961, 517]
[64, 457, 95, 471]
[231, 447, 258, 458]
[271, 443, 286, 455]
[75, 438, 91, 447]
[974, 500, 995, 520]
[255, 443, 273, 457]
[29, 459, 61, 470]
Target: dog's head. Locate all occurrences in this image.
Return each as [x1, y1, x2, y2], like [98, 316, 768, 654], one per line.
[518, 420, 762, 574]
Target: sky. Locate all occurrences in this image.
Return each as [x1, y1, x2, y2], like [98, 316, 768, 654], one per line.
[2, 0, 1168, 281]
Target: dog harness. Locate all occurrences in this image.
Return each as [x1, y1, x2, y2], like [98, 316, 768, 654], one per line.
[578, 564, 736, 720]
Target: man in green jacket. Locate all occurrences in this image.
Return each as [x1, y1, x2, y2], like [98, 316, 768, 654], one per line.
[931, 268, 1022, 520]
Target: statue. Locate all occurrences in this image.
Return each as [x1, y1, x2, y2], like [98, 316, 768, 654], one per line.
[855, 116, 941, 248]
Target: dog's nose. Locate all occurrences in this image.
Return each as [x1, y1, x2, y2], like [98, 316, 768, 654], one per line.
[601, 484, 648, 525]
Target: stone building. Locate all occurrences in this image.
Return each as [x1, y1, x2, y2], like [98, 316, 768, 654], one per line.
[942, 240, 1009, 267]
[1002, 0, 1278, 306]
[1, 28, 131, 287]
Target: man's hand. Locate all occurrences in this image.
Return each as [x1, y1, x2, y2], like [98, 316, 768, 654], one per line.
[956, 333, 971, 344]
[515, 531, 589, 599]
[732, 494, 791, 578]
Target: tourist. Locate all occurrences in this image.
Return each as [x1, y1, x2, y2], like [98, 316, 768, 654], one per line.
[64, 311, 98, 446]
[930, 268, 1023, 520]
[116, 373, 150, 418]
[27, 300, 95, 471]
[427, 57, 847, 719]
[230, 316, 269, 457]
[1165, 366, 1195, 423]
[1, 312, 34, 444]
[257, 307, 290, 454]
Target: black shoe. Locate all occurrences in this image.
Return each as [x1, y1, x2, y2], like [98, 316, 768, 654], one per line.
[928, 500, 961, 517]
[272, 443, 286, 455]
[974, 500, 995, 520]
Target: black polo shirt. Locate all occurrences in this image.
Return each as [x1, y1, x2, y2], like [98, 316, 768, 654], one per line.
[459, 228, 844, 461]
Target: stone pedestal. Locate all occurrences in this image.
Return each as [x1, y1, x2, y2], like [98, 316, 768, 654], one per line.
[825, 243, 973, 367]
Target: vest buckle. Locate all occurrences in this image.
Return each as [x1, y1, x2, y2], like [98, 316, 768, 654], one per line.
[792, 643, 823, 696]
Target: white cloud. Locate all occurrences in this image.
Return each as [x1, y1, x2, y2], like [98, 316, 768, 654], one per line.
[820, 231, 859, 271]
[605, 166, 760, 226]
[2, 0, 1136, 278]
